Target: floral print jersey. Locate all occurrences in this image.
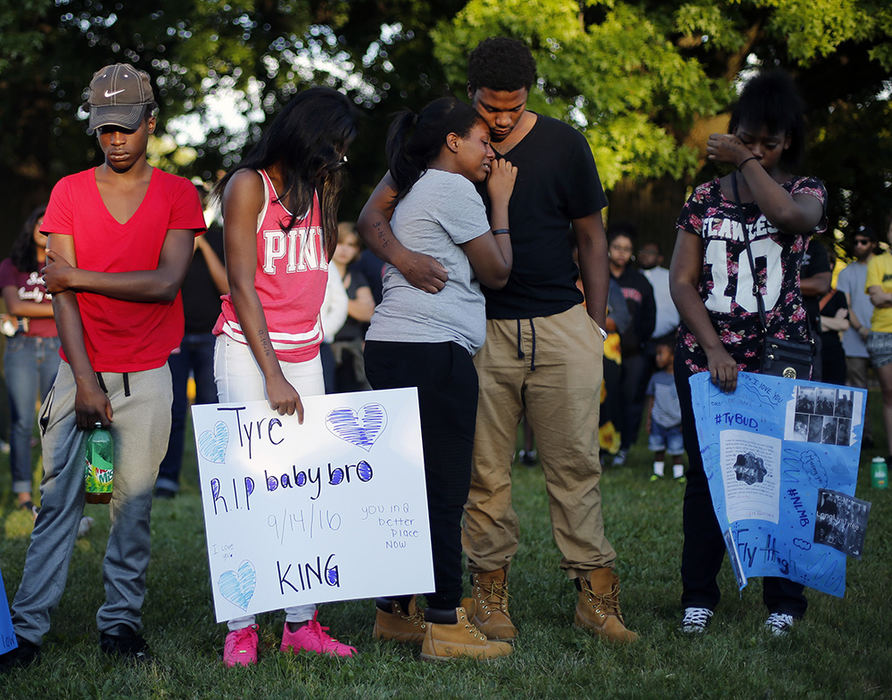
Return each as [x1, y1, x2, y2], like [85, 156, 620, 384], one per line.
[675, 175, 827, 375]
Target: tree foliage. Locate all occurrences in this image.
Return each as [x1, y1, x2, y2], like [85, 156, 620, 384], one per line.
[433, 0, 892, 235]
[0, 0, 461, 236]
[0, 0, 889, 246]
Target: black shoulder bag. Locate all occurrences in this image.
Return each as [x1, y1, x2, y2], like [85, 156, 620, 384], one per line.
[733, 172, 814, 379]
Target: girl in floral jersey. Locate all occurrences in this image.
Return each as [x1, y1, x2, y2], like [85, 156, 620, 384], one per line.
[669, 71, 827, 636]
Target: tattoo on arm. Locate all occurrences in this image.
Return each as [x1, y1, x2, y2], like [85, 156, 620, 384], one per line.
[374, 221, 388, 248]
[257, 332, 276, 358]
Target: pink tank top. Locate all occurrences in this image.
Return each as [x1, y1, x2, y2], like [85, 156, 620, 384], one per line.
[214, 169, 328, 362]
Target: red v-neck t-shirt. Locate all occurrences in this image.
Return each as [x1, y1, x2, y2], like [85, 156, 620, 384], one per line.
[42, 167, 206, 372]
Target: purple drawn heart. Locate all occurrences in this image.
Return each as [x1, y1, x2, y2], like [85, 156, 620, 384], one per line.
[325, 403, 387, 452]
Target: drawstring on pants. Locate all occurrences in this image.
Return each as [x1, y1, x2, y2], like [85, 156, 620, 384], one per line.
[514, 319, 537, 372]
[515, 320, 524, 360]
[96, 372, 131, 397]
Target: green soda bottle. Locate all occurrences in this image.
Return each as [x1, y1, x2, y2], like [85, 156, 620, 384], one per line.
[84, 422, 114, 504]
[871, 456, 888, 490]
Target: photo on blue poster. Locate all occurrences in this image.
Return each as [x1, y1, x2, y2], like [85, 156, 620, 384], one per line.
[690, 371, 870, 598]
[814, 488, 871, 559]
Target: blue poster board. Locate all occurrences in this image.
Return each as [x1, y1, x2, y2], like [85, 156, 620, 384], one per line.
[0, 567, 16, 654]
[690, 371, 867, 597]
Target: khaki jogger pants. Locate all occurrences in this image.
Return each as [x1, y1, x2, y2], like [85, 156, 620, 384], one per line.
[462, 304, 617, 579]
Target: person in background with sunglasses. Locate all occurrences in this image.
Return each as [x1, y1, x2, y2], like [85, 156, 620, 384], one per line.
[836, 224, 878, 448]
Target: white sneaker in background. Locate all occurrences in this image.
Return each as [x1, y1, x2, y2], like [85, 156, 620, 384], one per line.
[77, 516, 94, 538]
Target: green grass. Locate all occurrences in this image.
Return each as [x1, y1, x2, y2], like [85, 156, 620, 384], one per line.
[1, 395, 890, 698]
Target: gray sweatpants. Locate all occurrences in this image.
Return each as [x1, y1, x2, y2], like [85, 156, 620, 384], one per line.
[11, 361, 172, 645]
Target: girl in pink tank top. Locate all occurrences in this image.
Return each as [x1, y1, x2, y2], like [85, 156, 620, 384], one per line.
[211, 87, 358, 667]
[214, 170, 328, 361]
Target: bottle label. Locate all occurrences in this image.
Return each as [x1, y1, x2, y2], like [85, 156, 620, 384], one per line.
[85, 464, 114, 493]
[85, 431, 114, 496]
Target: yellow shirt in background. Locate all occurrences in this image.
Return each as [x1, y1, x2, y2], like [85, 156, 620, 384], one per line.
[865, 251, 892, 332]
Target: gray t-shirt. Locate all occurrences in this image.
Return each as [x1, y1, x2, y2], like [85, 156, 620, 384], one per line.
[366, 169, 490, 354]
[837, 260, 872, 358]
[646, 370, 682, 428]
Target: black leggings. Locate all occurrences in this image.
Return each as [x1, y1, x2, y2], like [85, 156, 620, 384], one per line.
[364, 340, 478, 611]
[675, 354, 807, 617]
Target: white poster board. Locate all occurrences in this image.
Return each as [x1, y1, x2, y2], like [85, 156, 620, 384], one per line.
[191, 388, 433, 622]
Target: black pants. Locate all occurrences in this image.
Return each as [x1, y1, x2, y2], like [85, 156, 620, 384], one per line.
[364, 340, 478, 611]
[619, 351, 649, 451]
[675, 354, 807, 617]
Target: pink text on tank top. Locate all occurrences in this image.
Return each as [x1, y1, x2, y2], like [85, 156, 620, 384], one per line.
[214, 169, 329, 362]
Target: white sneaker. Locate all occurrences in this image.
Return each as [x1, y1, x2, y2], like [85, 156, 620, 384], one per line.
[765, 612, 794, 636]
[612, 449, 628, 467]
[680, 607, 713, 633]
[77, 516, 94, 538]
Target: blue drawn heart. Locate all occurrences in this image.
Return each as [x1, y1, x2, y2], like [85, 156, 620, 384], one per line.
[198, 421, 228, 463]
[218, 560, 256, 611]
[325, 403, 387, 452]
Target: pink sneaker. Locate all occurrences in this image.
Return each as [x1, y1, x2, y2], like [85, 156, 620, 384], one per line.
[280, 611, 356, 658]
[223, 624, 259, 667]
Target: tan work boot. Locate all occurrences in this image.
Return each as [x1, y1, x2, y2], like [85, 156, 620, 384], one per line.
[420, 607, 513, 661]
[460, 567, 516, 642]
[373, 596, 427, 644]
[574, 568, 638, 642]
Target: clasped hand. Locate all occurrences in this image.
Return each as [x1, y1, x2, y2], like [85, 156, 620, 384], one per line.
[706, 346, 739, 393]
[42, 248, 77, 293]
[487, 158, 518, 202]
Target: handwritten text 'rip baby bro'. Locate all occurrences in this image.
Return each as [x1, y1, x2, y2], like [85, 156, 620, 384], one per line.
[209, 406, 374, 515]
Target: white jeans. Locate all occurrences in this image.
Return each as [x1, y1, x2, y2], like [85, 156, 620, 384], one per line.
[214, 334, 324, 631]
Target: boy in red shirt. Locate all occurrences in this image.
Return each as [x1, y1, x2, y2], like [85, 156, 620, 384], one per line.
[0, 63, 205, 671]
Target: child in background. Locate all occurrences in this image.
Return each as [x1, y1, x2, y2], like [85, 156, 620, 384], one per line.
[644, 338, 685, 481]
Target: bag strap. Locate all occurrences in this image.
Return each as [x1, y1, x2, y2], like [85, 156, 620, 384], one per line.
[818, 288, 836, 312]
[732, 172, 813, 351]
[732, 172, 770, 334]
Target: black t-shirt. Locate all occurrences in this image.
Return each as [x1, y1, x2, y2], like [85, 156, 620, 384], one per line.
[182, 223, 226, 334]
[355, 248, 385, 306]
[612, 266, 656, 355]
[334, 266, 371, 342]
[801, 239, 831, 334]
[479, 114, 607, 319]
[819, 288, 848, 384]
